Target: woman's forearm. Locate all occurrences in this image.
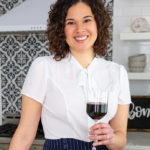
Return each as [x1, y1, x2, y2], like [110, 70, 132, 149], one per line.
[106, 131, 127, 150]
[9, 128, 35, 150]
[9, 95, 42, 150]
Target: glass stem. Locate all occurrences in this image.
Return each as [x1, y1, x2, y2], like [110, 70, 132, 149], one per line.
[94, 120, 98, 142]
[92, 119, 98, 150]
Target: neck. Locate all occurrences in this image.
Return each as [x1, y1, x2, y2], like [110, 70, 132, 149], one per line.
[70, 50, 95, 68]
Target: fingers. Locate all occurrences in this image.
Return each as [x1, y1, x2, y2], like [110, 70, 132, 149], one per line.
[92, 137, 112, 146]
[89, 123, 114, 146]
[89, 133, 113, 146]
[90, 122, 110, 130]
[90, 123, 113, 136]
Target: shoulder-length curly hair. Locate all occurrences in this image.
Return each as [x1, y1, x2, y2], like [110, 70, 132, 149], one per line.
[46, 0, 111, 61]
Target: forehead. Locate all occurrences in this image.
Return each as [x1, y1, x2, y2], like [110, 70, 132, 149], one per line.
[66, 2, 93, 18]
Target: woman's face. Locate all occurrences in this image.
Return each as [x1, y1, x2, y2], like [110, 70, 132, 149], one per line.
[64, 2, 98, 54]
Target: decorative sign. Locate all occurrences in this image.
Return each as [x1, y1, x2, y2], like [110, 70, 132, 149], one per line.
[128, 96, 150, 131]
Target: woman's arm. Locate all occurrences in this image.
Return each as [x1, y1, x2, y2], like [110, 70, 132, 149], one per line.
[106, 104, 129, 150]
[9, 95, 42, 150]
[89, 104, 129, 150]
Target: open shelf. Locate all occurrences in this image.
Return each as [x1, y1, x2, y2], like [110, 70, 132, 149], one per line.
[120, 32, 150, 40]
[128, 72, 150, 80]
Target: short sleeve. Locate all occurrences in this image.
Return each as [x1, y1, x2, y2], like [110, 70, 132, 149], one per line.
[21, 57, 48, 104]
[118, 65, 131, 104]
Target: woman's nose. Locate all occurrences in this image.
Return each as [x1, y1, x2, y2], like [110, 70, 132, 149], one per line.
[76, 22, 85, 32]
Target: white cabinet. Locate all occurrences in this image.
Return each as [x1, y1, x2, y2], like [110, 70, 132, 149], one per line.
[120, 32, 150, 80]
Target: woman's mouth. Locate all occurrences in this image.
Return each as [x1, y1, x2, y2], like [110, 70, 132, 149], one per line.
[74, 35, 88, 41]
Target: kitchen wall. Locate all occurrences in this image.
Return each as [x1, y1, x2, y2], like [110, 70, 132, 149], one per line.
[0, 0, 113, 123]
[0, 0, 53, 27]
[113, 0, 150, 95]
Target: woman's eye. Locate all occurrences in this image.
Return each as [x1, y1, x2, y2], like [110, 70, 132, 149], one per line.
[66, 21, 75, 25]
[84, 19, 91, 23]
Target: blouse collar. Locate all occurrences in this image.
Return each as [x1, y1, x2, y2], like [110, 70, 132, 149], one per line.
[67, 52, 101, 71]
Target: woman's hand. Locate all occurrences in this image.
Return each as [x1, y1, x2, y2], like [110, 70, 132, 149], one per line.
[89, 122, 114, 146]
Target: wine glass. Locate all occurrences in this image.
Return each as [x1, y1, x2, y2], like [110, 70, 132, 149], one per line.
[86, 91, 108, 150]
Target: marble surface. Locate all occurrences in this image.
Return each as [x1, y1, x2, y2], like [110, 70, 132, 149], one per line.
[124, 131, 150, 150]
[127, 131, 150, 146]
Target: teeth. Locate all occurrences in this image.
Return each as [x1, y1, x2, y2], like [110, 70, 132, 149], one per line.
[75, 36, 87, 40]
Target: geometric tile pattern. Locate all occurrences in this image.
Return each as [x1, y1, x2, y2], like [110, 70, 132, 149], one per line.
[0, 0, 113, 115]
[0, 0, 26, 16]
[104, 0, 113, 11]
[104, 0, 113, 61]
[0, 33, 50, 114]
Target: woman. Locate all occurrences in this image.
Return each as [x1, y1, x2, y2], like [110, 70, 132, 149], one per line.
[9, 0, 131, 150]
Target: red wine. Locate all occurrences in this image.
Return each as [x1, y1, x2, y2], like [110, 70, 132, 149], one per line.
[86, 102, 107, 120]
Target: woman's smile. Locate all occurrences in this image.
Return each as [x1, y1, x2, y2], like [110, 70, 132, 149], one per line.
[74, 35, 89, 42]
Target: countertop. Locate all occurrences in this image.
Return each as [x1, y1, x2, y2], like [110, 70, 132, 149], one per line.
[0, 137, 45, 144]
[124, 131, 150, 150]
[0, 131, 150, 149]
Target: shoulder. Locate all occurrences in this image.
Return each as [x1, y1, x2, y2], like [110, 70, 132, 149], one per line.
[27, 56, 55, 74]
[97, 58, 123, 69]
[31, 55, 56, 68]
[97, 58, 128, 76]
[33, 55, 54, 64]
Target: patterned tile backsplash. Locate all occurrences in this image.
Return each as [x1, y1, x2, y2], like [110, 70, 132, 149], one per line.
[0, 0, 26, 16]
[0, 0, 113, 117]
[0, 32, 50, 114]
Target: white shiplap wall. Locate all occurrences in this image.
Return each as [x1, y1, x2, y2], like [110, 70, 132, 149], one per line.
[113, 0, 150, 95]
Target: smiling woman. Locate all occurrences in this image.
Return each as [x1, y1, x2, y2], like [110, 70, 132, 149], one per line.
[8, 0, 131, 150]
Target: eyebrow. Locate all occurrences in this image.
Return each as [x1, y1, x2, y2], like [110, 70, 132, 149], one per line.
[66, 15, 93, 21]
[84, 15, 93, 18]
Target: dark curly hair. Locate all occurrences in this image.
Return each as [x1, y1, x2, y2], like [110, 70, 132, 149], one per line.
[46, 0, 111, 60]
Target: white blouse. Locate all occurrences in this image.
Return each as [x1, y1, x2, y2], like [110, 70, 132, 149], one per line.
[21, 54, 131, 142]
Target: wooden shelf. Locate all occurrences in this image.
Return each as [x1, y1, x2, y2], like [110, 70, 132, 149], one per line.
[120, 32, 150, 40]
[128, 72, 150, 80]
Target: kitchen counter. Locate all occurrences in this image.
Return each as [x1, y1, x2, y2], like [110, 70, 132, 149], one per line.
[0, 121, 44, 150]
[0, 137, 45, 144]
[0, 137, 45, 150]
[124, 131, 150, 150]
[0, 131, 150, 150]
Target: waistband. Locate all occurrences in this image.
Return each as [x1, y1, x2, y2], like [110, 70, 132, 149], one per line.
[43, 138, 108, 150]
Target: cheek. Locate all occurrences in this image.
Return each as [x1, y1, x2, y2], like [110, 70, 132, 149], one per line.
[93, 25, 98, 35]
[64, 28, 72, 46]
[93, 28, 98, 40]
[88, 24, 98, 37]
[64, 27, 73, 39]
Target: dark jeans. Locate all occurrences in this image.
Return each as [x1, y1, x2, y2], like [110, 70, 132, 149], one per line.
[43, 138, 108, 150]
